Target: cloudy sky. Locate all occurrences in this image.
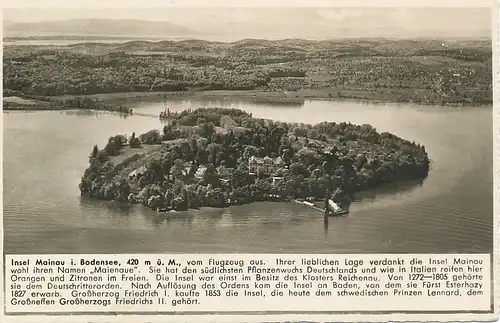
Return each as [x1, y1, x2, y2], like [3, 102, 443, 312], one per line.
[3, 6, 492, 39]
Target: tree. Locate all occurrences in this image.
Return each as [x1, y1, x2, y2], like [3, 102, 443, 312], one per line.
[282, 148, 295, 167]
[256, 166, 266, 178]
[161, 153, 173, 183]
[297, 147, 320, 166]
[162, 125, 175, 141]
[129, 132, 141, 148]
[196, 147, 209, 165]
[355, 153, 367, 170]
[104, 135, 125, 156]
[290, 162, 310, 177]
[164, 189, 175, 208]
[89, 145, 99, 162]
[189, 138, 199, 164]
[117, 179, 131, 202]
[203, 164, 221, 187]
[243, 145, 259, 160]
[148, 195, 164, 210]
[311, 168, 323, 179]
[96, 150, 109, 163]
[208, 143, 221, 166]
[198, 122, 215, 139]
[146, 159, 166, 183]
[139, 130, 162, 144]
[180, 140, 191, 159]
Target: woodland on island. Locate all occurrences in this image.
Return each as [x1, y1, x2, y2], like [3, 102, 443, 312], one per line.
[79, 108, 430, 212]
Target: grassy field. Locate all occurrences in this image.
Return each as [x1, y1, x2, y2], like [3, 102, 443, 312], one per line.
[108, 144, 160, 165]
[4, 96, 37, 105]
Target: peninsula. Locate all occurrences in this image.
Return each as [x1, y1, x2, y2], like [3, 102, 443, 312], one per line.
[79, 108, 430, 211]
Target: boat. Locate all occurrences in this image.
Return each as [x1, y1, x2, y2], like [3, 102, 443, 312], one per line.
[326, 199, 349, 217]
[328, 208, 349, 217]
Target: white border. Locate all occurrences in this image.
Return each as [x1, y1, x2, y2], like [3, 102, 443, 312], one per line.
[1, 0, 498, 322]
[0, 0, 495, 8]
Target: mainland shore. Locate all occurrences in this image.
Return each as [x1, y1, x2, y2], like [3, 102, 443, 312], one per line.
[3, 37, 492, 112]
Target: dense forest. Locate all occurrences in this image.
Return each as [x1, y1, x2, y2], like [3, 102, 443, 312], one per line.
[4, 38, 492, 105]
[79, 108, 430, 212]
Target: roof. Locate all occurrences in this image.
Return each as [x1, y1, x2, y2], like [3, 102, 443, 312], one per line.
[220, 115, 237, 128]
[129, 165, 147, 177]
[248, 156, 261, 162]
[249, 156, 283, 165]
[274, 156, 284, 164]
[194, 166, 207, 178]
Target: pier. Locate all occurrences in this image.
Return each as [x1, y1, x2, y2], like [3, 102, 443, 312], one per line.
[290, 199, 348, 217]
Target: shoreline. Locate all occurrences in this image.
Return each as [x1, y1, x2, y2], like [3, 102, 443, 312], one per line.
[5, 38, 492, 109]
[147, 198, 341, 216]
[94, 175, 426, 214]
[120, 173, 425, 214]
[3, 89, 492, 112]
[89, 164, 427, 214]
[197, 90, 492, 108]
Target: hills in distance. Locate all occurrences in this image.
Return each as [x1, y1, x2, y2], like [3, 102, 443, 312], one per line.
[3, 7, 492, 41]
[4, 19, 197, 38]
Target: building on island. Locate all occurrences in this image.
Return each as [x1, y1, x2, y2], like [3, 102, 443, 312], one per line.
[219, 115, 237, 131]
[194, 165, 208, 179]
[248, 156, 284, 176]
[271, 176, 283, 186]
[128, 165, 147, 179]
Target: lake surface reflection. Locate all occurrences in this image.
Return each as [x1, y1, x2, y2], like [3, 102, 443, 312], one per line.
[3, 97, 493, 254]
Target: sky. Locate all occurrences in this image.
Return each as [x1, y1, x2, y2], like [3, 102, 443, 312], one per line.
[3, 6, 493, 39]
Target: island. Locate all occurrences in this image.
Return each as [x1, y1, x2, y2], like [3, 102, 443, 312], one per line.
[79, 108, 430, 212]
[3, 38, 492, 108]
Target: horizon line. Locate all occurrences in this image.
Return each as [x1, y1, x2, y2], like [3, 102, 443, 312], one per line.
[3, 35, 493, 43]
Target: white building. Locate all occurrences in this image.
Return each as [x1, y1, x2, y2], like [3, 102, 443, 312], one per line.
[194, 166, 207, 179]
[248, 156, 284, 175]
[128, 165, 147, 178]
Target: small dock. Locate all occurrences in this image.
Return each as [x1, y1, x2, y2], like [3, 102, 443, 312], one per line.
[291, 199, 325, 213]
[290, 199, 348, 217]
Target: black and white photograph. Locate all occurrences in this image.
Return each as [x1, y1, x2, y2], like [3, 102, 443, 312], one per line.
[3, 4, 493, 257]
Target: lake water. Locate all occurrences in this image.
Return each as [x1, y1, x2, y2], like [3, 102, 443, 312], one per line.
[3, 34, 271, 46]
[3, 34, 330, 47]
[3, 98, 493, 254]
[4, 39, 170, 46]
